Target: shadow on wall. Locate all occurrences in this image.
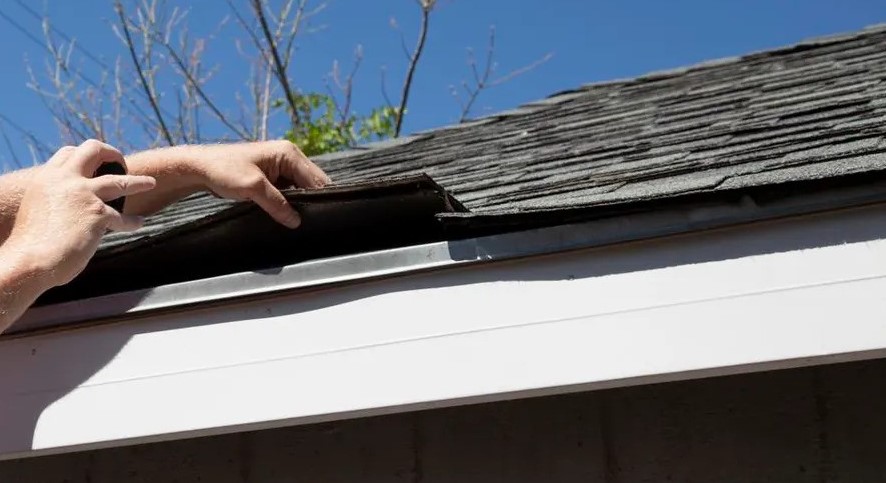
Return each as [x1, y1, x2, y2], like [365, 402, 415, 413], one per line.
[1, 202, 885, 458]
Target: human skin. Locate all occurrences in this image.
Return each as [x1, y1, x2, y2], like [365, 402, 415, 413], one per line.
[0, 139, 330, 332]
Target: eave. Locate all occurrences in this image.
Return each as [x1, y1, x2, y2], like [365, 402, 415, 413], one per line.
[4, 177, 886, 460]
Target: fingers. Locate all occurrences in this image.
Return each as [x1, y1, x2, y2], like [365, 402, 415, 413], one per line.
[89, 174, 157, 201]
[66, 139, 126, 177]
[103, 207, 145, 232]
[275, 141, 331, 189]
[250, 178, 302, 228]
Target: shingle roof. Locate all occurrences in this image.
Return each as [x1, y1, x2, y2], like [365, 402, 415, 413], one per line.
[102, 24, 886, 250]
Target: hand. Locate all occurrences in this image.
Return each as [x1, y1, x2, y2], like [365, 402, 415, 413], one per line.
[5, 139, 156, 288]
[125, 140, 330, 228]
[194, 141, 330, 228]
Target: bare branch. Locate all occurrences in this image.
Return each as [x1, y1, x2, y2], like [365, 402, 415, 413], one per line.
[389, 17, 412, 61]
[454, 25, 553, 122]
[260, 60, 273, 140]
[251, 0, 301, 127]
[490, 52, 553, 86]
[227, 0, 268, 63]
[153, 31, 252, 140]
[280, 0, 301, 69]
[0, 112, 52, 160]
[114, 0, 174, 145]
[380, 66, 394, 109]
[327, 45, 363, 124]
[394, 1, 435, 137]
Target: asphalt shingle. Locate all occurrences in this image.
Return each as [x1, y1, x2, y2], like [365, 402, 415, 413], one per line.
[101, 23, 886, 250]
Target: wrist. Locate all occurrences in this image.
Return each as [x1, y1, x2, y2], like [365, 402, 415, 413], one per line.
[0, 240, 55, 332]
[0, 241, 54, 298]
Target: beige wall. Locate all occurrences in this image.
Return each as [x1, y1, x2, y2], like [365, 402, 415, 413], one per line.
[2, 358, 885, 482]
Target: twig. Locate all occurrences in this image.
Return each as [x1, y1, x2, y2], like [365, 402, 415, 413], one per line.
[394, 0, 435, 137]
[155, 32, 251, 140]
[454, 26, 553, 122]
[227, 0, 271, 67]
[388, 17, 412, 60]
[490, 52, 553, 86]
[260, 58, 273, 140]
[280, 0, 304, 69]
[0, 112, 52, 160]
[327, 45, 362, 124]
[114, 0, 174, 145]
[251, 0, 301, 127]
[380, 66, 394, 109]
[14, 0, 109, 70]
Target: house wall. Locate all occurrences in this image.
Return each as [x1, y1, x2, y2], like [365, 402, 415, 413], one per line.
[2, 357, 884, 483]
[8, 203, 886, 459]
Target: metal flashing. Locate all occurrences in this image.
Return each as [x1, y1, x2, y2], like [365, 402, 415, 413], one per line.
[14, 174, 886, 336]
[37, 174, 465, 306]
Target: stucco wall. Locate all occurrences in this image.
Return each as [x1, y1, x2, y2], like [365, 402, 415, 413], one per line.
[2, 358, 885, 482]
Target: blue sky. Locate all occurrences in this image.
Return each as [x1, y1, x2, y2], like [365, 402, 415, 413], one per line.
[0, 0, 883, 166]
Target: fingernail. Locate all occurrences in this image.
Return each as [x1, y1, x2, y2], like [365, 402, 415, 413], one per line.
[287, 211, 302, 229]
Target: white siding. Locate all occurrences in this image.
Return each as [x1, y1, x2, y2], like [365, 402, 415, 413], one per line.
[1, 359, 885, 482]
[5, 203, 886, 458]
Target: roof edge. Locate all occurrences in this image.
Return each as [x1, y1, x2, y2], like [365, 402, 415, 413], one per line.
[15, 172, 886, 336]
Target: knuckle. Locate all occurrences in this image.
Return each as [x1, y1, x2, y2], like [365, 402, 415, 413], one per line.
[114, 176, 129, 192]
[245, 174, 267, 190]
[85, 198, 107, 217]
[272, 139, 295, 152]
[273, 140, 302, 160]
[80, 138, 103, 155]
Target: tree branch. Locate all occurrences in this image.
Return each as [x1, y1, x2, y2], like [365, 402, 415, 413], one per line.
[251, 0, 301, 127]
[155, 32, 252, 140]
[327, 45, 362, 124]
[394, 0, 434, 138]
[454, 25, 553, 122]
[114, 0, 174, 146]
[490, 52, 553, 86]
[380, 66, 394, 109]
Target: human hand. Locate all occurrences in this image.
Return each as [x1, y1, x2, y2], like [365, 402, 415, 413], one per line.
[4, 139, 156, 288]
[125, 140, 330, 228]
[191, 140, 330, 228]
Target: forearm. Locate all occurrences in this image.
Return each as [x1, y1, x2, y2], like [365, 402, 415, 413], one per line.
[0, 167, 37, 243]
[123, 146, 208, 216]
[0, 244, 51, 334]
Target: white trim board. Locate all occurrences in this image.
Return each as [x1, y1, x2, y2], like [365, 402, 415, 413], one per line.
[2, 203, 886, 459]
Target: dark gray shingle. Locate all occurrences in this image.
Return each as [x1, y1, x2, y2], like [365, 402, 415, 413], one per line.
[101, 23, 886, 250]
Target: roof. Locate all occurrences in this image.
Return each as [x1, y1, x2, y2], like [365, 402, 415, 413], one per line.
[105, 24, 886, 246]
[37, 23, 886, 306]
[11, 24, 886, 458]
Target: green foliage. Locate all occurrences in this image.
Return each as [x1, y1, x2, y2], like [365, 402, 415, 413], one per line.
[280, 93, 400, 156]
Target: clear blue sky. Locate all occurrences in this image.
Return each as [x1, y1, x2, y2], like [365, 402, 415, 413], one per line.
[0, 0, 883, 166]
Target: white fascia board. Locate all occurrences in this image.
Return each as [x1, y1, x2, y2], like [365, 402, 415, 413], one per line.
[3, 203, 886, 459]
